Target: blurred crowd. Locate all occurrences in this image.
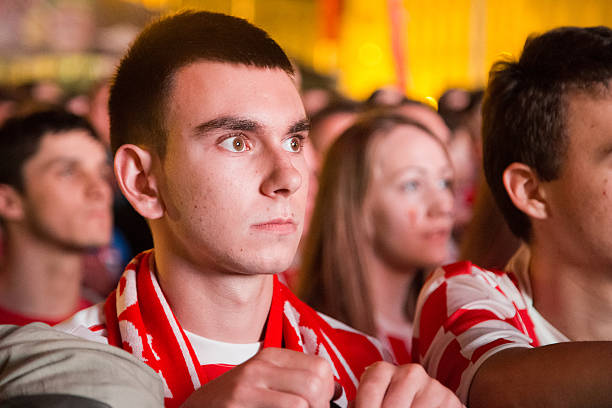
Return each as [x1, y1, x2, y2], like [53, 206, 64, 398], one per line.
[0, 64, 518, 354]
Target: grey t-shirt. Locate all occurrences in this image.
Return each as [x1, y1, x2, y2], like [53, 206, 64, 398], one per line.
[0, 323, 163, 407]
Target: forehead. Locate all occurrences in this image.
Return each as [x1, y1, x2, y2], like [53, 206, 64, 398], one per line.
[395, 104, 450, 144]
[371, 124, 449, 176]
[165, 61, 305, 133]
[564, 87, 612, 158]
[33, 129, 104, 160]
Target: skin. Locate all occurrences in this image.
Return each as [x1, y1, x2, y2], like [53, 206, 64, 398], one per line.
[0, 130, 112, 319]
[115, 61, 462, 408]
[469, 89, 612, 407]
[20, 131, 112, 249]
[364, 125, 454, 271]
[395, 104, 451, 145]
[363, 125, 454, 334]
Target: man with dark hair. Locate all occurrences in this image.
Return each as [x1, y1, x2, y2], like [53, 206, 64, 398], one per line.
[0, 109, 112, 325]
[59, 10, 461, 408]
[414, 26, 612, 407]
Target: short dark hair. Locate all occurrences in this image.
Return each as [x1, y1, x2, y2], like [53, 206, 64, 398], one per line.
[0, 109, 98, 192]
[482, 26, 612, 241]
[109, 10, 294, 156]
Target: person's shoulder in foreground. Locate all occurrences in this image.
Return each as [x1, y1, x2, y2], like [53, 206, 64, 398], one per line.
[414, 25, 612, 408]
[0, 322, 163, 407]
[58, 9, 461, 408]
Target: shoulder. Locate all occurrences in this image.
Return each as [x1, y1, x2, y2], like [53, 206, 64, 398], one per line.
[0, 323, 163, 408]
[413, 261, 536, 402]
[419, 261, 524, 311]
[54, 302, 109, 345]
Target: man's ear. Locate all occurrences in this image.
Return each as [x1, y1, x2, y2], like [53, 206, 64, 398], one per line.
[502, 162, 548, 220]
[0, 184, 24, 221]
[114, 144, 164, 220]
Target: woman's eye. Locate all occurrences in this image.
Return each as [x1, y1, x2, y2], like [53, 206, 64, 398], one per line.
[401, 180, 420, 192]
[282, 136, 303, 153]
[219, 135, 249, 152]
[439, 178, 454, 190]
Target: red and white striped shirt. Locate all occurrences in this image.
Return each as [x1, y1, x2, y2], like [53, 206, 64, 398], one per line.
[412, 245, 569, 403]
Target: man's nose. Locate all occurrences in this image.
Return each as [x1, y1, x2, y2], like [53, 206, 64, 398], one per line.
[259, 150, 303, 198]
[85, 172, 112, 204]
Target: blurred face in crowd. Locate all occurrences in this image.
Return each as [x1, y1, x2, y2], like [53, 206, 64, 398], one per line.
[363, 124, 455, 270]
[19, 130, 112, 250]
[154, 61, 309, 275]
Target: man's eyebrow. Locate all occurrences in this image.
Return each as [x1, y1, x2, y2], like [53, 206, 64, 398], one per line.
[193, 116, 260, 135]
[288, 118, 310, 134]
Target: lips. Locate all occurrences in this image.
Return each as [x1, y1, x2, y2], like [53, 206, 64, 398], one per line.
[422, 227, 451, 241]
[251, 218, 297, 234]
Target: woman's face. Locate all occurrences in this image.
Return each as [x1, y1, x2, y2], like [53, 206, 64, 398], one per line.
[363, 124, 455, 270]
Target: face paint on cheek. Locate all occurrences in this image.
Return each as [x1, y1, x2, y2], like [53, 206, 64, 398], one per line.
[406, 208, 418, 224]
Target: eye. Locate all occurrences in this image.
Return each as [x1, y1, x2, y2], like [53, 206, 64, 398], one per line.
[219, 135, 250, 152]
[58, 163, 76, 178]
[401, 180, 420, 192]
[282, 136, 304, 153]
[438, 178, 454, 191]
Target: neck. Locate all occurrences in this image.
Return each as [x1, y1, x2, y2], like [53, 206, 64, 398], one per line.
[152, 244, 274, 344]
[0, 229, 83, 320]
[365, 253, 418, 332]
[529, 240, 612, 340]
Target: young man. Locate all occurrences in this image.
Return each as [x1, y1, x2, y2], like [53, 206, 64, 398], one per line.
[413, 26, 612, 407]
[0, 109, 113, 325]
[59, 10, 461, 408]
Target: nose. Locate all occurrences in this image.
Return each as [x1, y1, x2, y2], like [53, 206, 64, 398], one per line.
[427, 187, 454, 219]
[85, 172, 113, 204]
[260, 149, 303, 198]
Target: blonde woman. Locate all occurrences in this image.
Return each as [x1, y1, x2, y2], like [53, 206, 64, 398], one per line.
[299, 112, 455, 363]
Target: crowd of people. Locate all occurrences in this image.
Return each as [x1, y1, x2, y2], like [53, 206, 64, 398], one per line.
[0, 9, 611, 408]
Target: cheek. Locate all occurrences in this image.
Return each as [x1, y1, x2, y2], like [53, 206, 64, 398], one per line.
[372, 200, 421, 238]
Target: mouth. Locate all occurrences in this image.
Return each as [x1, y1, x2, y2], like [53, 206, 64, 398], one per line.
[423, 228, 452, 241]
[89, 209, 112, 220]
[251, 218, 297, 235]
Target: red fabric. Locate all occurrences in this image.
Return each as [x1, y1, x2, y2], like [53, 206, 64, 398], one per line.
[385, 334, 411, 364]
[103, 251, 387, 407]
[413, 261, 540, 402]
[0, 298, 92, 326]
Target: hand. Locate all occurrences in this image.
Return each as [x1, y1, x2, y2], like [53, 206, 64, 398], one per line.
[353, 362, 464, 408]
[181, 347, 334, 408]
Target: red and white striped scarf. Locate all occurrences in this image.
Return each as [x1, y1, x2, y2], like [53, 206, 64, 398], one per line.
[104, 251, 386, 407]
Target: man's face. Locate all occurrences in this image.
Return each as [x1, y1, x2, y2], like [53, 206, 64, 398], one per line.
[21, 130, 113, 250]
[540, 89, 612, 268]
[155, 62, 309, 275]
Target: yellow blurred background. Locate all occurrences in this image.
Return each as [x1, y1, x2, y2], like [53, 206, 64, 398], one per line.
[123, 0, 612, 100]
[2, 0, 612, 102]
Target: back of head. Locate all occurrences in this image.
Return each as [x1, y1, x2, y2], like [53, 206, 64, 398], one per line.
[0, 109, 97, 192]
[109, 10, 294, 157]
[482, 26, 612, 241]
